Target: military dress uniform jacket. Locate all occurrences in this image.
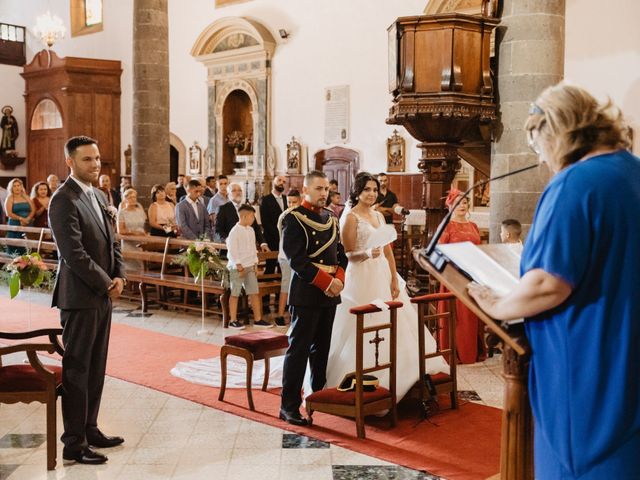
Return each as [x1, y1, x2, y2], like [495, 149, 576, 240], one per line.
[281, 202, 347, 308]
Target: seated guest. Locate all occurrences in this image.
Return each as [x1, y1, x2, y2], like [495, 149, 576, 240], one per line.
[120, 176, 131, 196]
[0, 184, 7, 224]
[500, 218, 523, 244]
[175, 179, 211, 240]
[327, 190, 344, 218]
[226, 204, 272, 330]
[30, 181, 52, 228]
[99, 174, 121, 208]
[164, 181, 178, 204]
[274, 189, 301, 326]
[46, 174, 60, 193]
[4, 178, 34, 254]
[117, 188, 148, 270]
[148, 184, 177, 237]
[215, 182, 267, 249]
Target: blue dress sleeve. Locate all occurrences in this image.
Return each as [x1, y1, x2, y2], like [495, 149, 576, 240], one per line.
[521, 174, 592, 289]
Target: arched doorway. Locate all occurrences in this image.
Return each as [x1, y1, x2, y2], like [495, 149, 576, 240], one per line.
[222, 89, 253, 175]
[191, 17, 276, 178]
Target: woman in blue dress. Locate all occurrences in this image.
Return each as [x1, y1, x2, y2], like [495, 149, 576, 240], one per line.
[468, 84, 640, 479]
[4, 178, 34, 254]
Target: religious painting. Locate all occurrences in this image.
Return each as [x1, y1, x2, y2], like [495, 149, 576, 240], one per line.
[189, 141, 202, 175]
[386, 130, 405, 172]
[286, 136, 301, 174]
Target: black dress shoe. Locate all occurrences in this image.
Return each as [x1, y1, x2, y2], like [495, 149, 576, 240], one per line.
[86, 430, 125, 448]
[279, 409, 309, 426]
[63, 447, 108, 465]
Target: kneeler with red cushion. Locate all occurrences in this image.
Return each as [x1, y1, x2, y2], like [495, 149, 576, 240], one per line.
[305, 301, 401, 439]
[218, 330, 289, 411]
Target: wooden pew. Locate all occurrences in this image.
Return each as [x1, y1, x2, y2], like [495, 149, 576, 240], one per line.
[0, 225, 58, 271]
[115, 234, 282, 327]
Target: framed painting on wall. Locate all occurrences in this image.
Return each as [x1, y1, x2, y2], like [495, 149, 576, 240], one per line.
[189, 141, 202, 175]
[286, 136, 301, 174]
[386, 129, 405, 172]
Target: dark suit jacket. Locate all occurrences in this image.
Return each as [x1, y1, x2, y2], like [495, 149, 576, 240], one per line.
[176, 185, 187, 200]
[282, 205, 348, 308]
[260, 193, 287, 250]
[215, 201, 265, 244]
[48, 179, 126, 310]
[175, 198, 212, 240]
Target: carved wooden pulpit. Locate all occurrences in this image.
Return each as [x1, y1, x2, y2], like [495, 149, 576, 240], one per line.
[387, 9, 498, 238]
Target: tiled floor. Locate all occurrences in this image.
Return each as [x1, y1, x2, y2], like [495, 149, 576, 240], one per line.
[0, 288, 504, 479]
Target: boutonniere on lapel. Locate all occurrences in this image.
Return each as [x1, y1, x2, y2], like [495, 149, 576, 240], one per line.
[101, 204, 118, 222]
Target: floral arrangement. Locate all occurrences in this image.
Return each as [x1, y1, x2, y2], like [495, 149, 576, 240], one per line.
[6, 252, 53, 299]
[173, 242, 226, 283]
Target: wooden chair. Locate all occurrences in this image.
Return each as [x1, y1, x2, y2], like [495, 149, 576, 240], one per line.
[218, 330, 289, 411]
[0, 328, 64, 470]
[305, 301, 401, 439]
[410, 292, 458, 411]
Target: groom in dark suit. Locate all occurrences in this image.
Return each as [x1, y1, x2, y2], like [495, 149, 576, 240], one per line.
[280, 170, 347, 425]
[48, 136, 127, 465]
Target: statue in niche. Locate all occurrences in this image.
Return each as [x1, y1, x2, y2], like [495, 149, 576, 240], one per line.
[189, 141, 202, 174]
[1, 105, 19, 153]
[124, 144, 132, 175]
[225, 131, 252, 155]
[286, 136, 301, 174]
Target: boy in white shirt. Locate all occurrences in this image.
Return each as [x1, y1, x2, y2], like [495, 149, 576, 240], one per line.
[226, 204, 272, 329]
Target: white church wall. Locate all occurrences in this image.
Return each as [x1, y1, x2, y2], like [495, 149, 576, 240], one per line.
[2, 0, 638, 184]
[565, 0, 640, 153]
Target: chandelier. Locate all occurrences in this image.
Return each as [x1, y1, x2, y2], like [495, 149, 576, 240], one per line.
[34, 10, 66, 48]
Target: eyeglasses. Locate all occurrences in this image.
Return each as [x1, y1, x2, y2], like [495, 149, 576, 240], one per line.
[527, 129, 541, 155]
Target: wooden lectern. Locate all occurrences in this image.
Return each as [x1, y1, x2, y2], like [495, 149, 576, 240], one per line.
[413, 245, 534, 480]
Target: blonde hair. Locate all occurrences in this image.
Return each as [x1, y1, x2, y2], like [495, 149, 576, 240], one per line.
[7, 178, 25, 197]
[525, 83, 631, 168]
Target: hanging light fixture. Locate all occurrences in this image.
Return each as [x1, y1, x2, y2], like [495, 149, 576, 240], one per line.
[34, 10, 66, 49]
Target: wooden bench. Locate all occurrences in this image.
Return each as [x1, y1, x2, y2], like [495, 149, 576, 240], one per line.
[116, 235, 282, 327]
[0, 225, 58, 271]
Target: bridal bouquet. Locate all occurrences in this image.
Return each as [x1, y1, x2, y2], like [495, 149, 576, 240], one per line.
[6, 252, 53, 299]
[173, 242, 226, 283]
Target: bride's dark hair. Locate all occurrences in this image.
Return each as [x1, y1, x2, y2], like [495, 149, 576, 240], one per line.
[349, 172, 380, 207]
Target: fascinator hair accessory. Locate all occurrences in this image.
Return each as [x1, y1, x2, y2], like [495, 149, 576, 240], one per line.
[444, 188, 463, 208]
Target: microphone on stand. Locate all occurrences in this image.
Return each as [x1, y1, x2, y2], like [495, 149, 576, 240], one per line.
[422, 163, 539, 271]
[394, 205, 411, 216]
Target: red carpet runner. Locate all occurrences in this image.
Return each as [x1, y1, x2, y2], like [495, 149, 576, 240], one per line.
[1, 296, 501, 479]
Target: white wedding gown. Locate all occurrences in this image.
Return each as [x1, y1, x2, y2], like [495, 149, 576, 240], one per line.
[325, 210, 449, 400]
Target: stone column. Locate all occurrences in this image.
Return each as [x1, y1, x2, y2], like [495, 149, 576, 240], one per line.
[132, 0, 169, 206]
[489, 0, 565, 241]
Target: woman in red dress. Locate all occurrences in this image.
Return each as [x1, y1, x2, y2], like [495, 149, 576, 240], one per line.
[437, 188, 486, 364]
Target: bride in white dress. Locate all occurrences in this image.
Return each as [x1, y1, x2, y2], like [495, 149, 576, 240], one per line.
[325, 173, 449, 400]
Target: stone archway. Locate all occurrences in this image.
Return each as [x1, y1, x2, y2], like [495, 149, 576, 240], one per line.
[191, 17, 276, 186]
[169, 132, 186, 180]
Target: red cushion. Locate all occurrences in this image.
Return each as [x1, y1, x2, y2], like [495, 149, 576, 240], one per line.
[0, 364, 62, 393]
[430, 372, 452, 385]
[224, 330, 289, 354]
[306, 386, 391, 406]
[349, 301, 403, 315]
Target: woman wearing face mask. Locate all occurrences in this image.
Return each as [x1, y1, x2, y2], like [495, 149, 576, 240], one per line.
[468, 83, 640, 479]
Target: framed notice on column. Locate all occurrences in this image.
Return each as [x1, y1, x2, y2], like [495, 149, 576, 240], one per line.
[324, 85, 350, 144]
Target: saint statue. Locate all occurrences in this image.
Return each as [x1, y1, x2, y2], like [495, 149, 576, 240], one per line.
[1, 106, 19, 153]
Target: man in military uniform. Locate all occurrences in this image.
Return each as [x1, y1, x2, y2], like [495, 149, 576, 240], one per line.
[280, 170, 348, 426]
